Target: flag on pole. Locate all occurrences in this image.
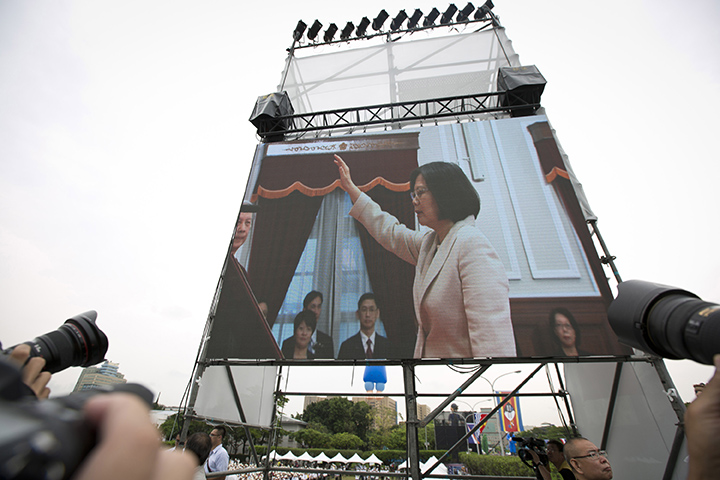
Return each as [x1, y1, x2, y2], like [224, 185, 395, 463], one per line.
[495, 392, 523, 433]
[465, 413, 487, 444]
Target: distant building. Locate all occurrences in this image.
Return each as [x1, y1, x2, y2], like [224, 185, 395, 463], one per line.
[73, 360, 126, 392]
[417, 403, 431, 422]
[476, 407, 504, 452]
[277, 414, 308, 449]
[303, 395, 326, 410]
[352, 396, 397, 429]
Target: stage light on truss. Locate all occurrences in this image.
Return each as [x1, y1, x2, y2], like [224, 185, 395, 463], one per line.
[390, 10, 408, 31]
[292, 20, 307, 41]
[456, 3, 475, 22]
[423, 7, 440, 26]
[407, 9, 423, 28]
[340, 22, 355, 40]
[356, 17, 371, 36]
[323, 23, 338, 43]
[474, 0, 494, 19]
[372, 9, 389, 30]
[440, 4, 458, 25]
[307, 20, 323, 40]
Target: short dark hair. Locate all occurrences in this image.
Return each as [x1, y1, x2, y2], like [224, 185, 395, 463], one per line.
[186, 432, 212, 465]
[211, 425, 226, 439]
[294, 310, 317, 334]
[549, 307, 581, 345]
[547, 439, 565, 452]
[303, 290, 323, 310]
[357, 292, 377, 310]
[410, 162, 480, 222]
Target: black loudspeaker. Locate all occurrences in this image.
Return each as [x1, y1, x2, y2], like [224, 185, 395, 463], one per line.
[497, 65, 546, 117]
[249, 92, 295, 142]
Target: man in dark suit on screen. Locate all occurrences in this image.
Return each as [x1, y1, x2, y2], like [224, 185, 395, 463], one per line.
[338, 293, 390, 359]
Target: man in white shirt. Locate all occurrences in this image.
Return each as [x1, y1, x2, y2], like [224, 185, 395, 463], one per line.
[205, 426, 230, 480]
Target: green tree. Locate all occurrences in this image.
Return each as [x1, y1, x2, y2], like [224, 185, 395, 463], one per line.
[159, 414, 209, 441]
[302, 397, 372, 442]
[330, 432, 365, 450]
[418, 422, 435, 450]
[292, 428, 333, 448]
[228, 426, 265, 456]
[385, 424, 407, 450]
[516, 424, 574, 441]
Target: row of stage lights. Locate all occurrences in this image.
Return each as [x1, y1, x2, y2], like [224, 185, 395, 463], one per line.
[292, 1, 495, 46]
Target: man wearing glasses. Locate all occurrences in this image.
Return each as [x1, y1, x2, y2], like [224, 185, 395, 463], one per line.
[338, 293, 390, 359]
[205, 426, 230, 480]
[564, 438, 613, 480]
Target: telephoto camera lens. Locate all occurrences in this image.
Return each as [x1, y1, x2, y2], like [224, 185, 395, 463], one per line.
[17, 311, 109, 374]
[608, 280, 720, 365]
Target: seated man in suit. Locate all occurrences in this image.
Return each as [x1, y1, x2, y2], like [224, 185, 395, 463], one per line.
[338, 293, 389, 359]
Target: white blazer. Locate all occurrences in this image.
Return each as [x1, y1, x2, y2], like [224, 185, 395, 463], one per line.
[350, 193, 516, 358]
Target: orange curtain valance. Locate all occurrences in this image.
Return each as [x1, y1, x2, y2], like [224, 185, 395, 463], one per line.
[250, 136, 419, 201]
[254, 177, 410, 201]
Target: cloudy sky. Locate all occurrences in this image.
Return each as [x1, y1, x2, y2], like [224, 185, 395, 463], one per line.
[1, 0, 718, 427]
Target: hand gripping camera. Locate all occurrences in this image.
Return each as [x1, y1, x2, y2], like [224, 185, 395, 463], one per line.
[0, 311, 154, 480]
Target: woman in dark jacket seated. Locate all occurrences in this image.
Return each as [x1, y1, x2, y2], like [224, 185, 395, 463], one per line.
[282, 310, 322, 359]
[549, 307, 590, 356]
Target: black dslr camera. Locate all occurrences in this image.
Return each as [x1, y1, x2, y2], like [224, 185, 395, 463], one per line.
[512, 436, 548, 469]
[0, 311, 153, 479]
[2, 311, 108, 374]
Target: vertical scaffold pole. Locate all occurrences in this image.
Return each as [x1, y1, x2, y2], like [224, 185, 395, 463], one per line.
[403, 361, 421, 480]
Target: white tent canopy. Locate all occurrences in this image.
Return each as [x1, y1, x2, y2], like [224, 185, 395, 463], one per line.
[313, 452, 332, 463]
[297, 452, 315, 462]
[422, 457, 448, 479]
[279, 451, 297, 461]
[263, 451, 278, 461]
[329, 453, 347, 463]
[346, 453, 365, 464]
[364, 454, 382, 465]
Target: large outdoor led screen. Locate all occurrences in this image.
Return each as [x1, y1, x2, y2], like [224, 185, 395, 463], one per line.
[205, 115, 631, 362]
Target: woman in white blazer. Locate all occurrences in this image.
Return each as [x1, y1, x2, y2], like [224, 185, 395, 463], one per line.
[333, 155, 516, 359]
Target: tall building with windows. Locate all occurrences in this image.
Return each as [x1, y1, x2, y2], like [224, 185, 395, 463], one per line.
[417, 403, 431, 422]
[352, 396, 397, 429]
[73, 360, 126, 392]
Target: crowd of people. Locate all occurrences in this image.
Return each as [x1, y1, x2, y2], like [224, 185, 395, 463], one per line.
[221, 460, 395, 480]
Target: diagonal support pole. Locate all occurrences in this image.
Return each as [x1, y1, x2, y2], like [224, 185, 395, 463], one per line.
[418, 365, 491, 428]
[423, 364, 546, 478]
[225, 365, 260, 467]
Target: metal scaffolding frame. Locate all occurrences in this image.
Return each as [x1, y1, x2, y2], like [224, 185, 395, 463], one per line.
[253, 92, 538, 138]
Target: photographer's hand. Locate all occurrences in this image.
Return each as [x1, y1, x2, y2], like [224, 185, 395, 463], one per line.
[7, 344, 51, 399]
[72, 393, 195, 480]
[686, 354, 720, 480]
[528, 450, 551, 480]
